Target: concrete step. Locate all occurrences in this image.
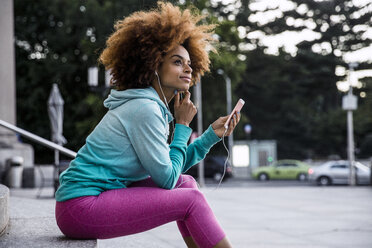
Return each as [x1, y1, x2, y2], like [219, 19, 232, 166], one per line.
[0, 188, 96, 248]
[0, 184, 9, 236]
[0, 217, 97, 248]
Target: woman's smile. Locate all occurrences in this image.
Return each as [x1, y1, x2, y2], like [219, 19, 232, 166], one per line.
[180, 76, 191, 83]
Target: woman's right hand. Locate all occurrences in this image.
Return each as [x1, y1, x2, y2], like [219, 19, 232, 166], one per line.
[174, 91, 197, 127]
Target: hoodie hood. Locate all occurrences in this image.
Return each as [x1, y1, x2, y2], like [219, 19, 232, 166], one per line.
[103, 86, 173, 123]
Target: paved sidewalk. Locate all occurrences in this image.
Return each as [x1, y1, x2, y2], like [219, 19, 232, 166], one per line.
[2, 187, 96, 248]
[6, 184, 372, 248]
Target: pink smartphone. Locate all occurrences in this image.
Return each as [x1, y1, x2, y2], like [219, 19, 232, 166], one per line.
[224, 99, 245, 129]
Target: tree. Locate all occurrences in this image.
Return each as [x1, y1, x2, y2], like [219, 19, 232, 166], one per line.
[234, 0, 372, 159]
[178, 0, 248, 155]
[15, 0, 159, 163]
[15, 0, 246, 162]
[354, 77, 372, 158]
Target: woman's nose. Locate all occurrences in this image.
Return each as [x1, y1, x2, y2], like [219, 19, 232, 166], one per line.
[184, 64, 192, 73]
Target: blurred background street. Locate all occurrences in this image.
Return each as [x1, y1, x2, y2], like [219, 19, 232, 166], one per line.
[1, 0, 372, 247]
[7, 179, 371, 248]
[98, 179, 372, 248]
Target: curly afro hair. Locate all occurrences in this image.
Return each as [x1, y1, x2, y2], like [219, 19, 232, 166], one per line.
[99, 1, 216, 90]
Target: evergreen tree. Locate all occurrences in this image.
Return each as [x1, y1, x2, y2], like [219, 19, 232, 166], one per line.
[15, 0, 245, 161]
[15, 0, 158, 163]
[235, 0, 372, 159]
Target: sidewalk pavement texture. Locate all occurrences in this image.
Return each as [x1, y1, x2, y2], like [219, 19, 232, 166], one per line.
[3, 183, 372, 248]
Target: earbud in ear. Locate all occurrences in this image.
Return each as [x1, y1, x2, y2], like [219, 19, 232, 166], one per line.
[155, 71, 158, 76]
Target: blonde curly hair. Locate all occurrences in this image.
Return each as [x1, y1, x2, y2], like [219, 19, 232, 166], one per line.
[99, 1, 216, 90]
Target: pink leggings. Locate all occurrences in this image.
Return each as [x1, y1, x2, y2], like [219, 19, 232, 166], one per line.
[55, 175, 226, 248]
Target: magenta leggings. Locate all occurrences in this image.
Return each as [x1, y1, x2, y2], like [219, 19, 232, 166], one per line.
[55, 175, 225, 248]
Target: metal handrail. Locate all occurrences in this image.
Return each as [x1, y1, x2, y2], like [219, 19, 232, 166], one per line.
[0, 119, 77, 158]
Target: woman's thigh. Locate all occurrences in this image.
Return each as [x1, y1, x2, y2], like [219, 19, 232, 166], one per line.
[56, 184, 204, 239]
[129, 174, 198, 189]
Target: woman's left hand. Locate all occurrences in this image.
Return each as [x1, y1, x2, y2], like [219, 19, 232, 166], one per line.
[211, 112, 241, 138]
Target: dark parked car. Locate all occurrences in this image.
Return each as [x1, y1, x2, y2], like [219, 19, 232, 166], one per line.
[186, 156, 232, 182]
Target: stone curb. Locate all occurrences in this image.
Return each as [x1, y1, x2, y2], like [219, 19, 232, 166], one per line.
[0, 184, 9, 237]
[0, 217, 97, 248]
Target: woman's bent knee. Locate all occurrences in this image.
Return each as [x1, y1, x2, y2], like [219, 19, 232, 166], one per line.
[176, 175, 198, 189]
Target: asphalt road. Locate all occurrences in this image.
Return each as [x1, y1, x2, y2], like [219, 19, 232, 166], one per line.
[98, 179, 372, 248]
[8, 179, 372, 248]
[205, 178, 313, 188]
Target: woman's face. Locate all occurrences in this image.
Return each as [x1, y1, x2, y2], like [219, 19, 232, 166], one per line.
[156, 45, 193, 93]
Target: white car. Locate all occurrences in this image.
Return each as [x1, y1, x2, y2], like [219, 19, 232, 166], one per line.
[308, 160, 371, 186]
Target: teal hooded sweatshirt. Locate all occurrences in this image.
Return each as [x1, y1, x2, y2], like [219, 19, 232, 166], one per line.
[55, 86, 221, 202]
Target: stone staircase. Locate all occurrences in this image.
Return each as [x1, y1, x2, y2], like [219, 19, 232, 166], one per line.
[0, 184, 97, 248]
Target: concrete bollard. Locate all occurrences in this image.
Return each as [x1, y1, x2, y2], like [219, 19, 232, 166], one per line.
[5, 157, 24, 188]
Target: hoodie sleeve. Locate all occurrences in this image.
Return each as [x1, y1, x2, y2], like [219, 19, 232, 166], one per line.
[182, 125, 221, 173]
[125, 101, 192, 189]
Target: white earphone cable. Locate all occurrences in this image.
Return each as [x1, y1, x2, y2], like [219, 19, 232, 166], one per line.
[155, 71, 175, 141]
[177, 127, 230, 190]
[213, 128, 229, 190]
[156, 71, 188, 188]
[156, 71, 232, 190]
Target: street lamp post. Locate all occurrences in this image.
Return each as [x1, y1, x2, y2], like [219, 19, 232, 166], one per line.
[193, 81, 205, 187]
[342, 62, 358, 186]
[217, 69, 233, 168]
